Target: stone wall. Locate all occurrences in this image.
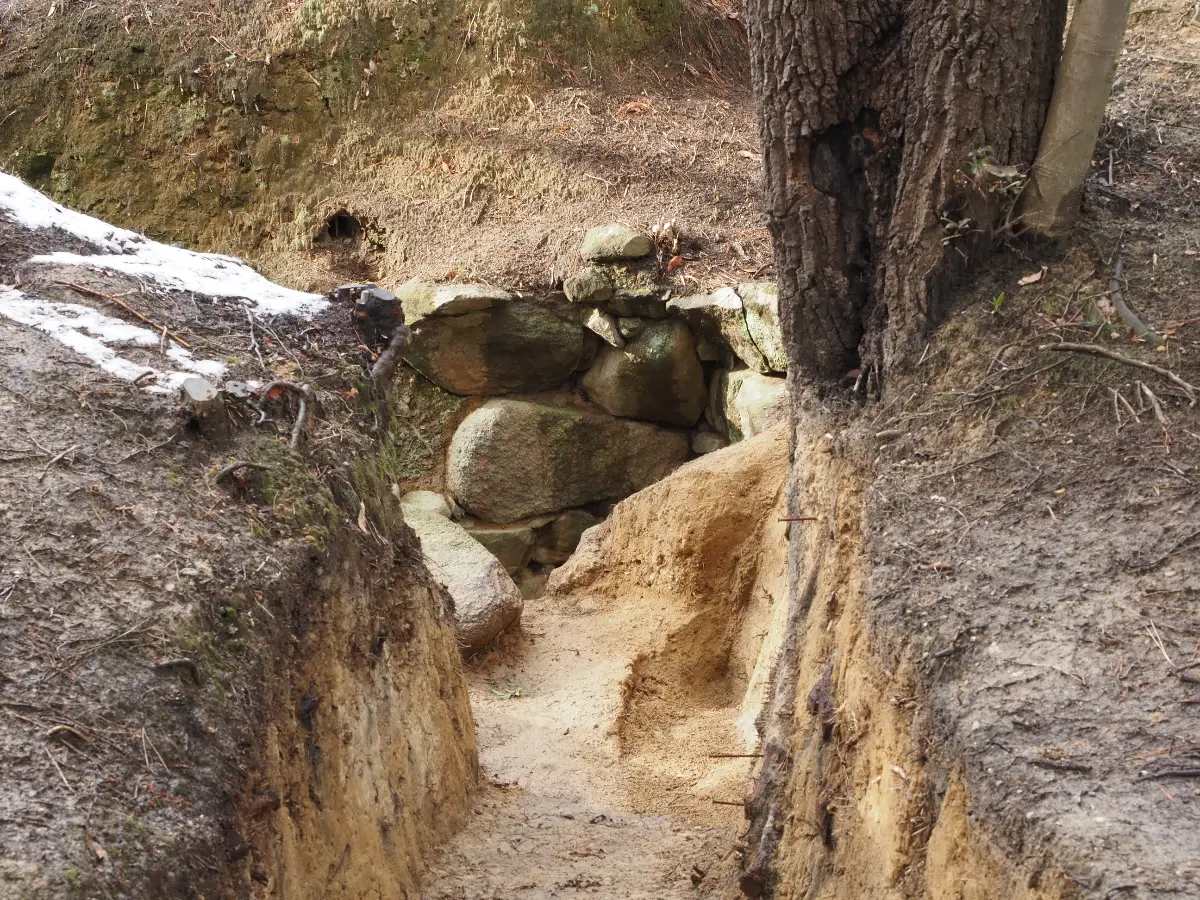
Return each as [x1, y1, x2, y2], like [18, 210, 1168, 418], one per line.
[395, 224, 787, 651]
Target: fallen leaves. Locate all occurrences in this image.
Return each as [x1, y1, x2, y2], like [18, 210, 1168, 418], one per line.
[1018, 267, 1047, 286]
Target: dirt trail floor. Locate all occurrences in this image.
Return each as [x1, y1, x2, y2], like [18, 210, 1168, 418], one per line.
[422, 426, 790, 898]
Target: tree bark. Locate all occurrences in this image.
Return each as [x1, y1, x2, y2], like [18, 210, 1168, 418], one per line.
[748, 0, 1068, 382]
[1019, 0, 1132, 234]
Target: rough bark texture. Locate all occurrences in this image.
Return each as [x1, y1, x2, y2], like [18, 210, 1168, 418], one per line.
[748, 0, 1068, 380]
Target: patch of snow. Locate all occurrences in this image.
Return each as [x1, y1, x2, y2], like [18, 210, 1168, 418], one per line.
[0, 172, 138, 253]
[166, 345, 227, 379]
[0, 172, 326, 317]
[31, 248, 327, 317]
[0, 289, 229, 393]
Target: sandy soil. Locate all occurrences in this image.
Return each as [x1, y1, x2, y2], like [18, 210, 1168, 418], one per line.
[424, 6, 1200, 898]
[422, 427, 790, 898]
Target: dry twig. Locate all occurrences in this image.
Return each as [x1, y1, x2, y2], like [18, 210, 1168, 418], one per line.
[257, 381, 314, 451]
[1111, 387, 1141, 427]
[57, 281, 191, 349]
[144, 728, 169, 775]
[707, 753, 764, 758]
[1137, 381, 1169, 427]
[1147, 620, 1177, 670]
[46, 725, 88, 746]
[114, 433, 176, 464]
[38, 444, 77, 482]
[246, 308, 266, 373]
[1129, 526, 1200, 574]
[1029, 757, 1093, 773]
[1135, 768, 1200, 783]
[44, 744, 72, 792]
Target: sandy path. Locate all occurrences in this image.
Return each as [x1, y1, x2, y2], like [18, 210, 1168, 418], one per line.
[421, 429, 789, 898]
[421, 597, 742, 898]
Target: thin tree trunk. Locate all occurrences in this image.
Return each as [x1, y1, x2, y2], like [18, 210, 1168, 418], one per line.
[1019, 0, 1133, 234]
[748, 0, 1067, 383]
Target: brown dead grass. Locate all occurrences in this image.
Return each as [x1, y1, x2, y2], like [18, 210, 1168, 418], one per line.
[0, 0, 764, 297]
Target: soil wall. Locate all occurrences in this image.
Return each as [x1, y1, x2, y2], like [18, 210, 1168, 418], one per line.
[0, 208, 477, 899]
[245, 544, 477, 899]
[741, 413, 1081, 900]
[0, 0, 759, 293]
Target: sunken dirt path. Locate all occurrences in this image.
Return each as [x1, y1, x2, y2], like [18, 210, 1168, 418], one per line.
[421, 429, 790, 899]
[420, 596, 742, 900]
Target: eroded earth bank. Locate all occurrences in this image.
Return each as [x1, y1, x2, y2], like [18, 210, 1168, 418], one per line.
[2, 0, 1200, 898]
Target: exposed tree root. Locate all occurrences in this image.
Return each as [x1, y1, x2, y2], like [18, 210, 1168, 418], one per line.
[1040, 342, 1198, 404]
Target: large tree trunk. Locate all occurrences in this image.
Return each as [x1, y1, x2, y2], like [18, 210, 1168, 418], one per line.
[748, 0, 1068, 383]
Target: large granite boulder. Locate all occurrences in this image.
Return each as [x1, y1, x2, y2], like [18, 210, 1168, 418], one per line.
[395, 279, 512, 321]
[738, 282, 787, 372]
[582, 320, 707, 426]
[399, 490, 453, 519]
[401, 505, 523, 653]
[580, 224, 653, 261]
[447, 399, 689, 523]
[404, 302, 585, 395]
[708, 370, 788, 442]
[666, 287, 769, 372]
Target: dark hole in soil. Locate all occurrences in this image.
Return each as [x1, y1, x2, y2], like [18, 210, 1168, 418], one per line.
[19, 151, 58, 185]
[318, 210, 363, 243]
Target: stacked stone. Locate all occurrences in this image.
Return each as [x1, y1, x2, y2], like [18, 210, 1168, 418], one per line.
[393, 223, 789, 652]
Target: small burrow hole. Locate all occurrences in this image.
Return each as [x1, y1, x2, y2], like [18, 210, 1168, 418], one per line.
[317, 210, 363, 244]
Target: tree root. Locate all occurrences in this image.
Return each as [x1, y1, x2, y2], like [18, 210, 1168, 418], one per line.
[152, 657, 202, 685]
[369, 325, 412, 433]
[1040, 342, 1197, 405]
[370, 325, 411, 384]
[1109, 259, 1164, 346]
